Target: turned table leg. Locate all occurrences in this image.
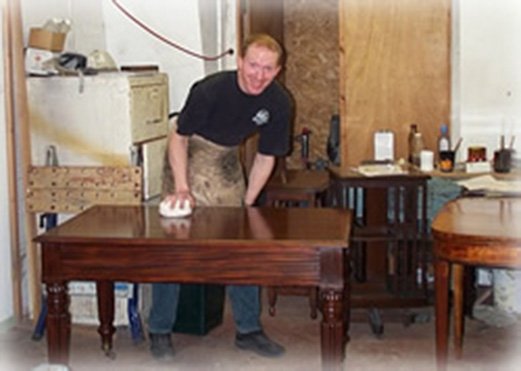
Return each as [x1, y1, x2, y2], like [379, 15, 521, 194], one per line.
[46, 281, 71, 365]
[320, 289, 345, 371]
[97, 281, 116, 358]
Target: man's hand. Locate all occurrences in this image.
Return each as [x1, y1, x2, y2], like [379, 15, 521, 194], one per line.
[163, 190, 196, 209]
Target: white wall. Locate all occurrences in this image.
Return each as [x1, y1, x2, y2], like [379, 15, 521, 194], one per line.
[21, 0, 237, 111]
[455, 0, 521, 161]
[0, 1, 14, 323]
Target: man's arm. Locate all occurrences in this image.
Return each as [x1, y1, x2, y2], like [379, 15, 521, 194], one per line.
[167, 129, 195, 206]
[244, 153, 276, 206]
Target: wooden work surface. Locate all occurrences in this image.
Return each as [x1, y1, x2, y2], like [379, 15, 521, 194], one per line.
[431, 197, 521, 369]
[35, 205, 352, 371]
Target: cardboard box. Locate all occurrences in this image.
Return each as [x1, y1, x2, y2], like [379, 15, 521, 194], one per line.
[28, 27, 66, 52]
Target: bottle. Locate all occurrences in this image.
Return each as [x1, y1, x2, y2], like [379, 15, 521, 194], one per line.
[408, 124, 418, 163]
[408, 124, 424, 167]
[437, 124, 451, 153]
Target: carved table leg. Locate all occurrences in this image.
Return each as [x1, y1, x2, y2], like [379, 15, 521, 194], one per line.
[46, 281, 71, 365]
[434, 258, 450, 370]
[97, 281, 116, 358]
[320, 288, 345, 371]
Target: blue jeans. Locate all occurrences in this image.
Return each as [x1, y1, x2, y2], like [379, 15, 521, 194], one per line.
[148, 283, 262, 335]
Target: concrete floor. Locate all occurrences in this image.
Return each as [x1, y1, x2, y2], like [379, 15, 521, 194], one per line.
[1, 293, 520, 371]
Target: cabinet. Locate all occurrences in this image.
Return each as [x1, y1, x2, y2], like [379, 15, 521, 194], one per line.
[329, 167, 431, 333]
[27, 71, 169, 200]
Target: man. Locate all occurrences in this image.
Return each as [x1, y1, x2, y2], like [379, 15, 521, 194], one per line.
[148, 33, 292, 360]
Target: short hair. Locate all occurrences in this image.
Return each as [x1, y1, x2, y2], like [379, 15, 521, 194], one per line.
[240, 33, 285, 66]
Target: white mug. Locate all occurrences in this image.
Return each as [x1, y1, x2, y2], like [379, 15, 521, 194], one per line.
[420, 150, 434, 172]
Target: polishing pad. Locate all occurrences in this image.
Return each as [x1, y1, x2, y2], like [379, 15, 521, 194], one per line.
[159, 199, 192, 218]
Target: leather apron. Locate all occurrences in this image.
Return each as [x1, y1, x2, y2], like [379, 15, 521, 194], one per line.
[162, 134, 245, 207]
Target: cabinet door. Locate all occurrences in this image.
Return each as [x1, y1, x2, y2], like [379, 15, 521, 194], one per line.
[339, 0, 451, 167]
[129, 74, 169, 144]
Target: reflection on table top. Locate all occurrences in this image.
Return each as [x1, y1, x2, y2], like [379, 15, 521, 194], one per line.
[35, 205, 352, 248]
[431, 196, 521, 241]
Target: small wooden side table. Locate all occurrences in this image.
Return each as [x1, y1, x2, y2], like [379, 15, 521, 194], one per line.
[264, 169, 331, 318]
[264, 169, 330, 207]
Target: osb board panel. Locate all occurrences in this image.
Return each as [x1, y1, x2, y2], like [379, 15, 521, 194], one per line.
[284, 0, 339, 169]
[26, 166, 142, 213]
[339, 0, 451, 168]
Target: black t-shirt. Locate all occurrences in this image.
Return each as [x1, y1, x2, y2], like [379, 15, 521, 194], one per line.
[177, 71, 291, 156]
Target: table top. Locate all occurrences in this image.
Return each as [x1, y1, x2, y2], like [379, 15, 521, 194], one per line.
[35, 205, 352, 249]
[328, 165, 430, 180]
[431, 197, 521, 268]
[431, 197, 521, 241]
[330, 164, 521, 181]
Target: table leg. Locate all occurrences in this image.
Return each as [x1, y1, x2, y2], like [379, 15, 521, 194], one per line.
[434, 258, 450, 370]
[96, 281, 116, 358]
[46, 281, 71, 365]
[320, 289, 345, 371]
[452, 263, 465, 358]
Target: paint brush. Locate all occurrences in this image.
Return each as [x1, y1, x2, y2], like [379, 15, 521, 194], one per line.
[453, 138, 463, 154]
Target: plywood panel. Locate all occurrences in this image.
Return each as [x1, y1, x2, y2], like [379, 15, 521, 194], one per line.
[284, 0, 339, 169]
[339, 0, 451, 168]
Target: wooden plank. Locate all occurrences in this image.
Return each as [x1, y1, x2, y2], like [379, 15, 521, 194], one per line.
[27, 166, 142, 190]
[339, 0, 451, 168]
[3, 0, 23, 320]
[26, 166, 142, 214]
[283, 0, 339, 169]
[7, 0, 40, 320]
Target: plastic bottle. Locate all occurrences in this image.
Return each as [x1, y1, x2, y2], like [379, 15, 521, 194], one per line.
[437, 124, 451, 152]
[408, 124, 424, 166]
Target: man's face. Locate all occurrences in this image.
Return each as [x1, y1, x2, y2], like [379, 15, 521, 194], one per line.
[237, 44, 281, 96]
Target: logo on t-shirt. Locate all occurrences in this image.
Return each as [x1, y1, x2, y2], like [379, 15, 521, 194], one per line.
[252, 109, 269, 126]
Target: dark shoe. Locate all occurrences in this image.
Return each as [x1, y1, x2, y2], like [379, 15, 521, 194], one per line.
[235, 330, 285, 357]
[149, 333, 175, 360]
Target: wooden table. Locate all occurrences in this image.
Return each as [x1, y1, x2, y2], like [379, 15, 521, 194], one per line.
[264, 169, 330, 207]
[263, 169, 331, 318]
[35, 205, 352, 370]
[431, 197, 521, 368]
